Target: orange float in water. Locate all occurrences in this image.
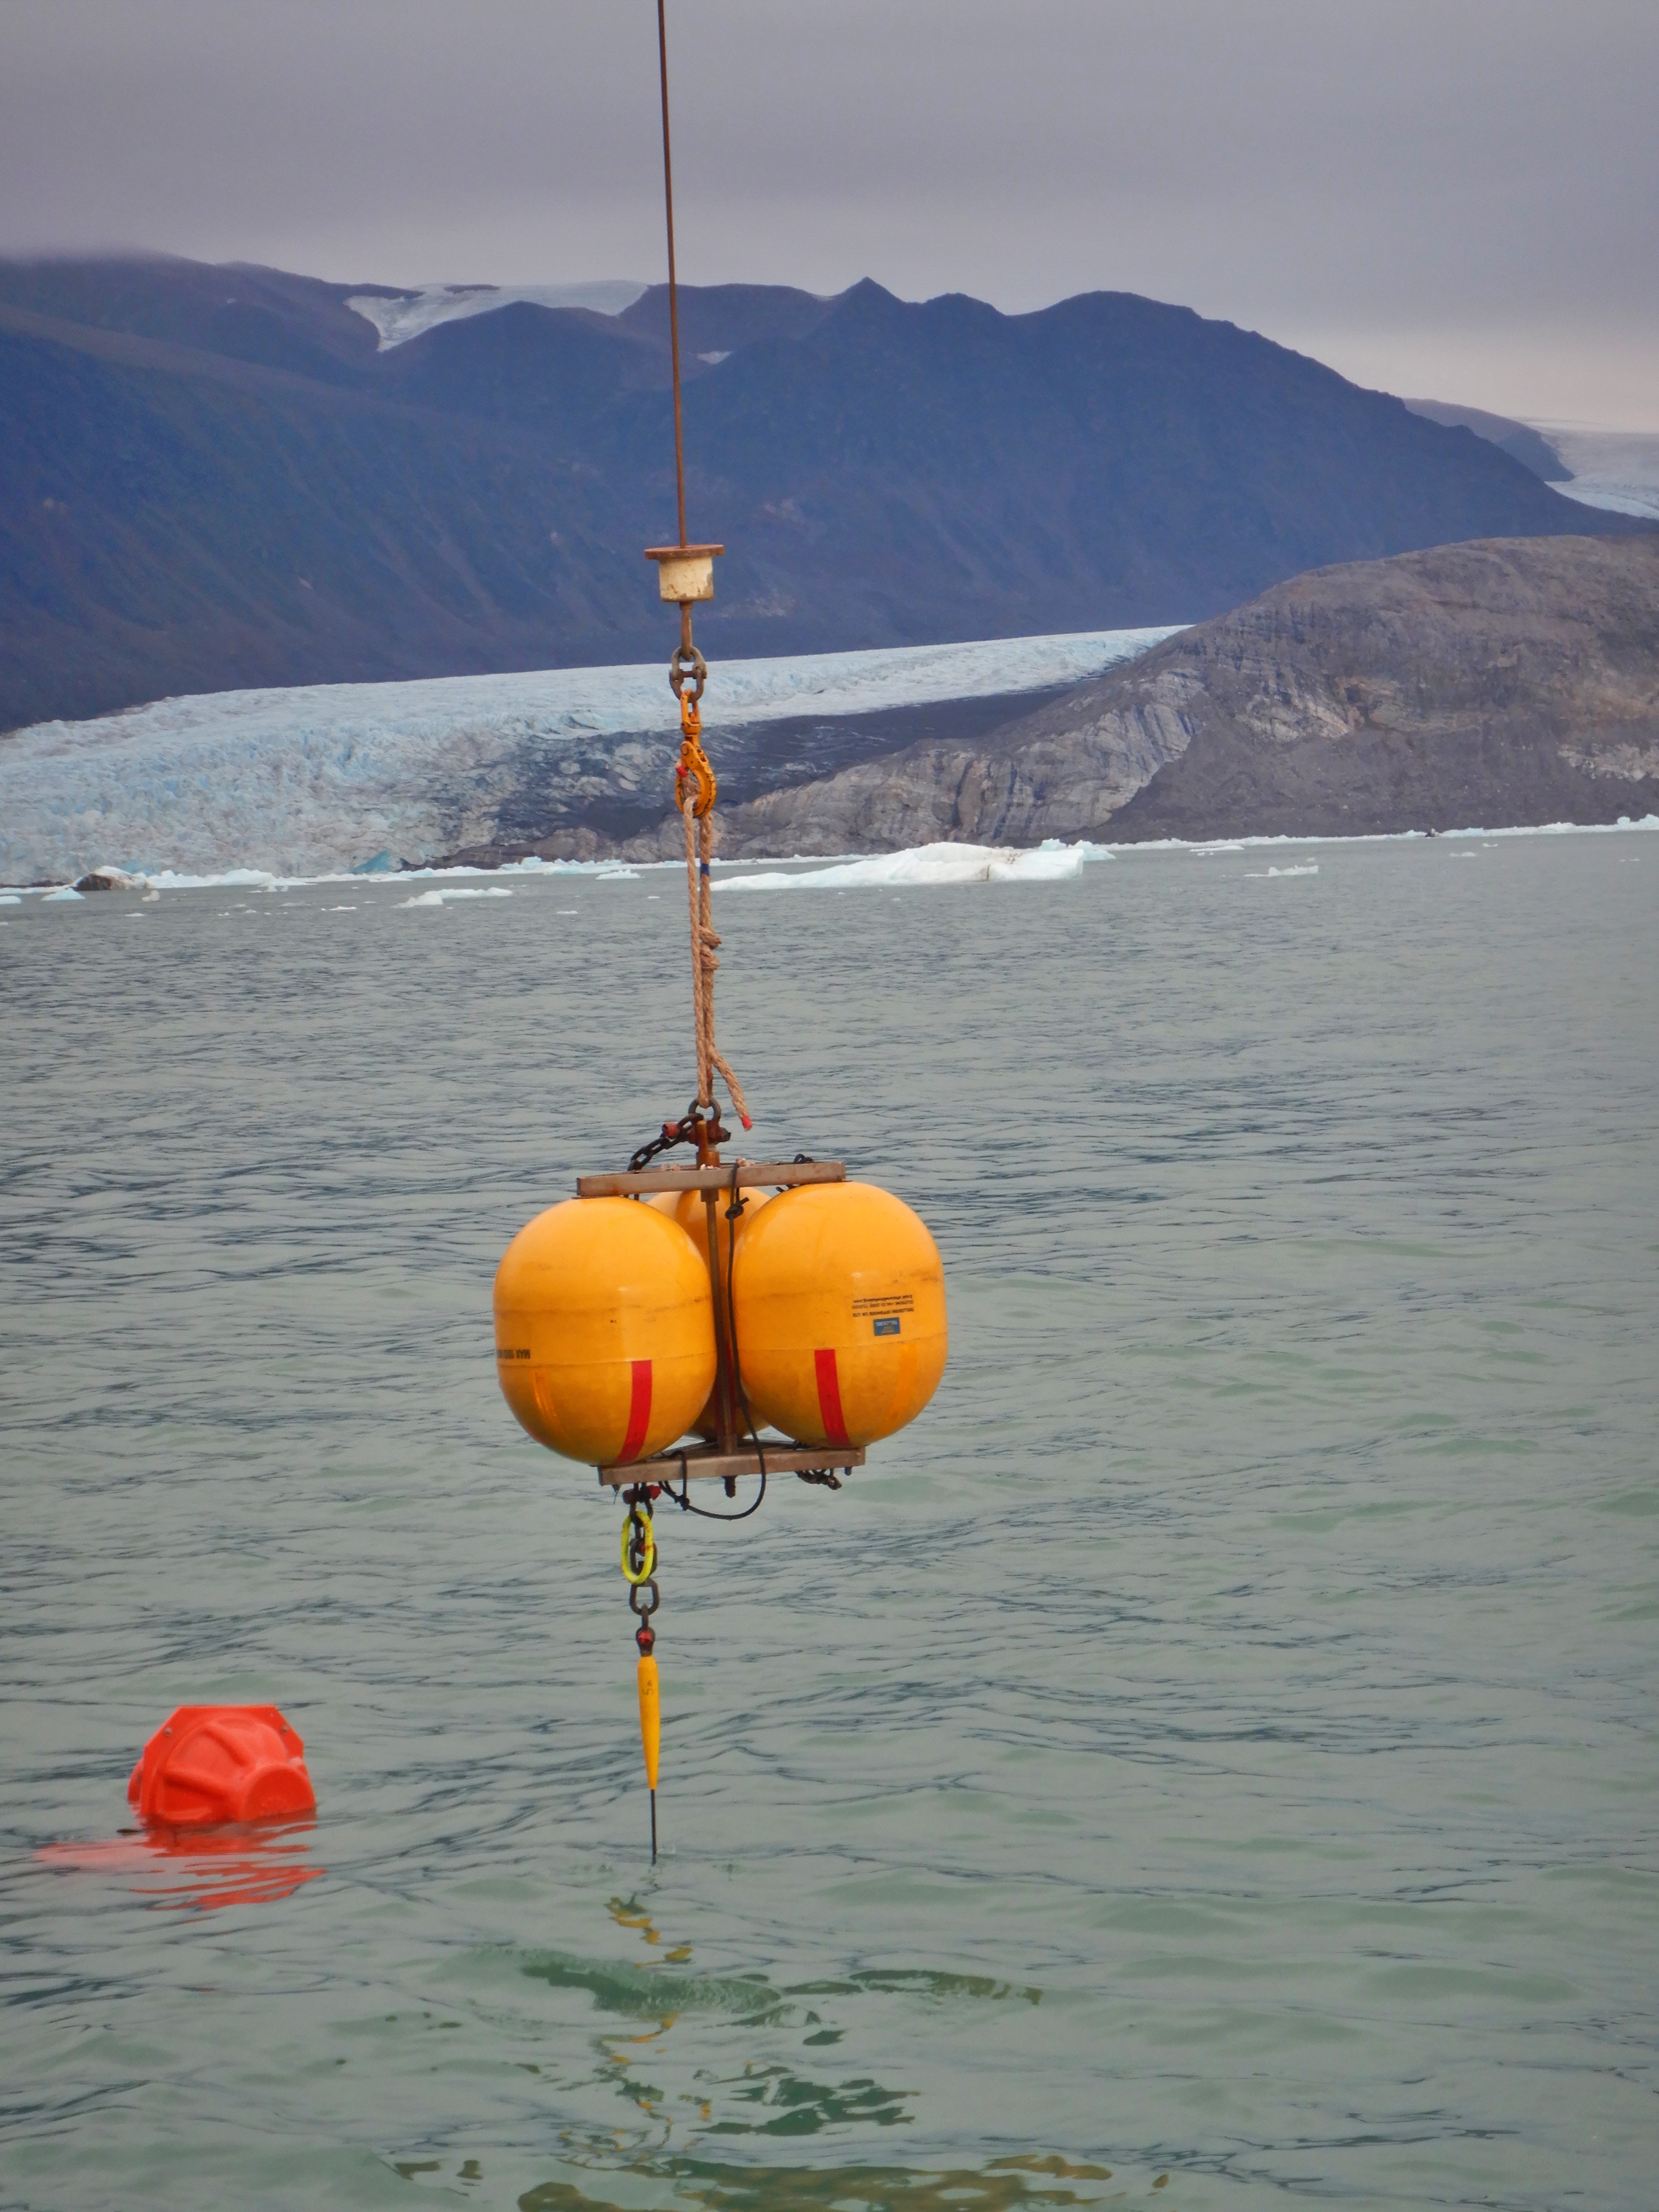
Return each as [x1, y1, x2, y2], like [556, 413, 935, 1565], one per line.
[127, 1705, 315, 1828]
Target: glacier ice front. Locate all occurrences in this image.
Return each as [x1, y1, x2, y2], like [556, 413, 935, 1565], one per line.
[0, 629, 1175, 886]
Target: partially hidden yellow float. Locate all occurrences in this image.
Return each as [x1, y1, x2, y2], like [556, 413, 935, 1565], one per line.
[490, 1, 947, 1863]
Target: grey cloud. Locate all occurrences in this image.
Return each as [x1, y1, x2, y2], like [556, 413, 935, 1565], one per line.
[2, 0, 1655, 422]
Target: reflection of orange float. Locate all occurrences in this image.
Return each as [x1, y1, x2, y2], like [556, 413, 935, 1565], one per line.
[37, 1827, 322, 1912]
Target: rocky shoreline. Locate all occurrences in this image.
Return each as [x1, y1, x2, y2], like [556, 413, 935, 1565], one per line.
[434, 536, 1659, 865]
[432, 684, 1076, 867]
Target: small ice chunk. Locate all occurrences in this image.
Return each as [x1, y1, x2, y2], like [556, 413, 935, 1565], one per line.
[399, 886, 514, 907]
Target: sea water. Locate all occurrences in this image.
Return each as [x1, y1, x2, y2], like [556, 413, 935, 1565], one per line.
[1, 834, 1656, 2212]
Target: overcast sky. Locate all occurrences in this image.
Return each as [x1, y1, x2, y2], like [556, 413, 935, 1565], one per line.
[5, 0, 1656, 428]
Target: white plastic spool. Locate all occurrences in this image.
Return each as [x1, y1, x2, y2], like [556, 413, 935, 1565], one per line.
[645, 543, 724, 602]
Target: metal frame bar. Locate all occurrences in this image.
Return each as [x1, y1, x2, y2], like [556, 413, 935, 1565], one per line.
[576, 1161, 846, 1198]
[599, 1440, 865, 1490]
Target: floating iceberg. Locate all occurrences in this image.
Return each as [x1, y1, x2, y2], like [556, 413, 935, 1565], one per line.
[717, 840, 1104, 890]
[399, 886, 515, 908]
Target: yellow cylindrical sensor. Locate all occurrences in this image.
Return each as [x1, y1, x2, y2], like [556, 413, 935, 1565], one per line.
[731, 1182, 948, 1449]
[493, 1198, 716, 1464]
[637, 1653, 661, 1791]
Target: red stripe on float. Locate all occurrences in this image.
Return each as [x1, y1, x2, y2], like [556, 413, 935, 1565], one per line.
[620, 1358, 653, 1461]
[813, 1348, 851, 1449]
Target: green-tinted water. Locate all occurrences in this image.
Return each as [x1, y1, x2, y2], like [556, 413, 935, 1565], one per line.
[2, 836, 1656, 2210]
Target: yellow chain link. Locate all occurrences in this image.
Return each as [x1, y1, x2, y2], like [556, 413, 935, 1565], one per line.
[620, 1504, 657, 1586]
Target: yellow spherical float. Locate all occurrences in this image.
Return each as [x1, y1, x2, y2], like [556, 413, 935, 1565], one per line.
[731, 1181, 948, 1448]
[645, 1183, 778, 1437]
[494, 1197, 716, 1465]
[643, 1184, 775, 1274]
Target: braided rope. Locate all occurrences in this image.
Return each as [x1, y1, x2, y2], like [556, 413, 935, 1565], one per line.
[681, 793, 751, 1129]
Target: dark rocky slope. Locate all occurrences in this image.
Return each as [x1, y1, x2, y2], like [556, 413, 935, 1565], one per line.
[1404, 400, 1572, 483]
[3, 255, 1643, 733]
[683, 538, 1659, 854]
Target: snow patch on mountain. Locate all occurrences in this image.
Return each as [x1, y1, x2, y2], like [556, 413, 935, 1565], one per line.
[346, 280, 650, 350]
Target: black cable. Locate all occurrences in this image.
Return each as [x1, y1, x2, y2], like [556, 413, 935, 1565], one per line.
[672, 1465, 766, 1521]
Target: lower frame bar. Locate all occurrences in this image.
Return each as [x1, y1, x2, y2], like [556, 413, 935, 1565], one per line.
[598, 1440, 866, 1489]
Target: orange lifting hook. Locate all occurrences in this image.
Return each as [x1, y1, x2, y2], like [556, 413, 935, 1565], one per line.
[675, 712, 717, 817]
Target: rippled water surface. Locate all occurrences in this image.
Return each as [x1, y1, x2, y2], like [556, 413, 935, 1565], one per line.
[3, 836, 1657, 2212]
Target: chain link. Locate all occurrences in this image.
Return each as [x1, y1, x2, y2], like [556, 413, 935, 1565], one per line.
[669, 643, 707, 704]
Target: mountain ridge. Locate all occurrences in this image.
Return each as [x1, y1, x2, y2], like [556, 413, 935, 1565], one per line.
[1, 255, 1645, 734]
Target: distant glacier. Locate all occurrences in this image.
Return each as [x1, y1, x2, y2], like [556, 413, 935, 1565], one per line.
[1541, 425, 1659, 521]
[0, 628, 1177, 885]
